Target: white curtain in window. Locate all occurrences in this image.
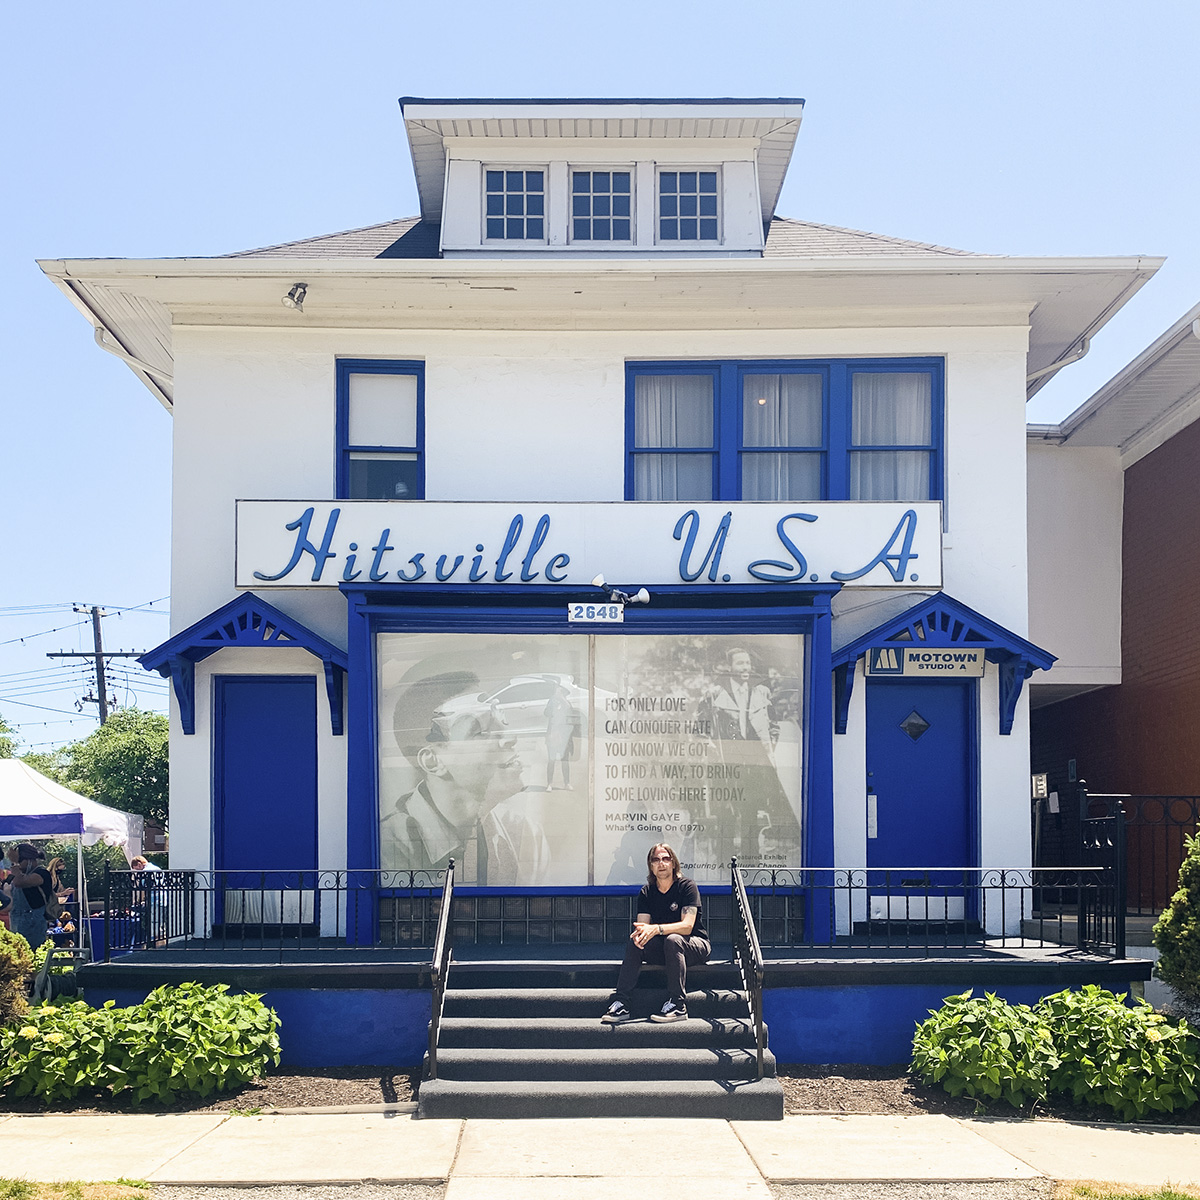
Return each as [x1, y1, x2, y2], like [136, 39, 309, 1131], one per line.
[634, 375, 713, 499]
[635, 375, 713, 447]
[850, 373, 932, 501]
[742, 374, 822, 447]
[634, 454, 712, 501]
[742, 452, 822, 501]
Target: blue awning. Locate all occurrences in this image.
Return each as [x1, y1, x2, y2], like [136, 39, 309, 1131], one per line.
[831, 593, 1056, 736]
[139, 592, 348, 736]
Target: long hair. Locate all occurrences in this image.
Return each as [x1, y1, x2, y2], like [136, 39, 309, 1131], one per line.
[645, 842, 682, 888]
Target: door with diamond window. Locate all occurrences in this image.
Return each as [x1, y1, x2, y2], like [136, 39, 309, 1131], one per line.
[865, 678, 972, 922]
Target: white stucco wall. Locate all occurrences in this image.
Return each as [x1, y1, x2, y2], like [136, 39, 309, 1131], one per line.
[1026, 441, 1123, 685]
[167, 319, 1033, 873]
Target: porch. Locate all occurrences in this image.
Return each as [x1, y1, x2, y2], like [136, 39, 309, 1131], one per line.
[75, 862, 1149, 1070]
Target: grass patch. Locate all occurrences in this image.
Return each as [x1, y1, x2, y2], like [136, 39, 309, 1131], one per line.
[0, 1183, 147, 1200]
[1055, 1183, 1200, 1200]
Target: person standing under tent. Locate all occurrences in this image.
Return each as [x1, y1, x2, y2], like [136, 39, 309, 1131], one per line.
[7, 843, 53, 949]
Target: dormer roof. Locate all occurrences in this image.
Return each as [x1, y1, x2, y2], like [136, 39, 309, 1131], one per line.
[399, 97, 805, 225]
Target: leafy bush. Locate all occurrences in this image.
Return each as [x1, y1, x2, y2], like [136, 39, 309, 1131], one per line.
[0, 983, 280, 1105]
[0, 928, 33, 1024]
[1039, 985, 1200, 1120]
[910, 990, 1057, 1107]
[1, 1001, 118, 1102]
[1154, 832, 1200, 1003]
[912, 986, 1200, 1120]
[107, 983, 281, 1103]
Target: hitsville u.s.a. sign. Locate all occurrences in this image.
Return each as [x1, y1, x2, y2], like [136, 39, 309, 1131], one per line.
[235, 501, 943, 589]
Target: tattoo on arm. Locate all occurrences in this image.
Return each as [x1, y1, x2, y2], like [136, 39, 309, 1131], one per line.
[682, 907, 697, 919]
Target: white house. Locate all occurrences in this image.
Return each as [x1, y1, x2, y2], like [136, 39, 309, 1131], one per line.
[41, 96, 1160, 945]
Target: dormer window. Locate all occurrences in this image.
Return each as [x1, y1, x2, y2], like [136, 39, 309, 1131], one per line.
[658, 169, 720, 242]
[571, 170, 633, 242]
[485, 169, 546, 241]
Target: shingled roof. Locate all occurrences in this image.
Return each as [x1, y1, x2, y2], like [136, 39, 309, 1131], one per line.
[223, 216, 987, 260]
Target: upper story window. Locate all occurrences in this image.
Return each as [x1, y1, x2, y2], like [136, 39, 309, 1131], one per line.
[336, 360, 424, 500]
[485, 169, 545, 241]
[571, 169, 633, 242]
[658, 169, 720, 242]
[626, 359, 942, 502]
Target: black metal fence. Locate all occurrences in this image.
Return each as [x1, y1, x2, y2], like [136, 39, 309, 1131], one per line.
[99, 863, 1127, 959]
[1084, 792, 1198, 916]
[99, 868, 451, 959]
[736, 865, 1125, 956]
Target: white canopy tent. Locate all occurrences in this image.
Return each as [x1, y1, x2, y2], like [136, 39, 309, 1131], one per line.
[0, 760, 145, 954]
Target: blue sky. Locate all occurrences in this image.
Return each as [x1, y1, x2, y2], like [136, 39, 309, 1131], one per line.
[1, 1, 1196, 751]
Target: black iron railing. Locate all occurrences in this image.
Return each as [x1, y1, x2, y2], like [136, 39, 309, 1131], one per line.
[99, 868, 450, 960]
[730, 857, 765, 1079]
[1085, 792, 1198, 915]
[735, 865, 1126, 956]
[427, 858, 456, 1082]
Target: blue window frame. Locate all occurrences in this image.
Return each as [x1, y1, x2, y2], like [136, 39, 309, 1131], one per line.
[658, 169, 719, 242]
[625, 358, 943, 502]
[336, 360, 424, 500]
[571, 169, 633, 242]
[485, 168, 546, 241]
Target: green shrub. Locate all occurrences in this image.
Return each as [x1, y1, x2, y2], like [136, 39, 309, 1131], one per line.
[1154, 832, 1200, 1003]
[912, 986, 1200, 1121]
[107, 982, 281, 1103]
[910, 990, 1057, 1107]
[1038, 985, 1200, 1120]
[0, 983, 280, 1105]
[0, 1001, 118, 1102]
[0, 928, 33, 1024]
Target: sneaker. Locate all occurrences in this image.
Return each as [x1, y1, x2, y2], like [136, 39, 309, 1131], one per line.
[650, 998, 688, 1023]
[601, 1000, 632, 1024]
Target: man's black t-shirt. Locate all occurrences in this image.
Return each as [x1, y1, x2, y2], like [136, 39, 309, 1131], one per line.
[638, 876, 707, 940]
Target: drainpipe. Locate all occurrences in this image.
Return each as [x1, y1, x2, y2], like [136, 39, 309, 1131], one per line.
[1026, 336, 1091, 386]
[93, 324, 174, 387]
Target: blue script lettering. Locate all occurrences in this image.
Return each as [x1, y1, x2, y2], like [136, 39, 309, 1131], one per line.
[831, 509, 920, 583]
[494, 515, 523, 581]
[369, 530, 394, 582]
[673, 510, 732, 582]
[255, 507, 340, 582]
[520, 515, 552, 582]
[747, 513, 818, 582]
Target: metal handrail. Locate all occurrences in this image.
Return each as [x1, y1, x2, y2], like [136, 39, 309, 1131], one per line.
[426, 859, 455, 1082]
[730, 856, 766, 1080]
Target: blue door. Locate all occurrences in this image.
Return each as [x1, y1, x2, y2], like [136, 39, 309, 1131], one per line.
[214, 676, 318, 931]
[865, 678, 973, 921]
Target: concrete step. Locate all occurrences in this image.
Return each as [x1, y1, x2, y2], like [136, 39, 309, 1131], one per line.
[417, 1077, 784, 1119]
[426, 1045, 775, 1081]
[442, 987, 749, 1019]
[438, 1015, 759, 1049]
[446, 959, 744, 990]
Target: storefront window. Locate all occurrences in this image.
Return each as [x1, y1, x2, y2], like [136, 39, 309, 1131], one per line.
[377, 632, 804, 886]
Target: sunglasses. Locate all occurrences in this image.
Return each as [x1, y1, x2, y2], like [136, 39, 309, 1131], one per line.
[650, 854, 673, 862]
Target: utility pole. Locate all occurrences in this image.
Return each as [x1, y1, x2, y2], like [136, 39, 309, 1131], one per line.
[47, 605, 144, 724]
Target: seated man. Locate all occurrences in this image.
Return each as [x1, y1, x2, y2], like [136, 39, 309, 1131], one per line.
[601, 842, 711, 1024]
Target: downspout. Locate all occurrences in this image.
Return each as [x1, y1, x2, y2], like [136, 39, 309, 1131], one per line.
[93, 324, 174, 387]
[1026, 336, 1091, 387]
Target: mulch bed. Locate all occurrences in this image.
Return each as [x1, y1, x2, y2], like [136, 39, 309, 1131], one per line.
[2, 1064, 1198, 1124]
[777, 1064, 1200, 1125]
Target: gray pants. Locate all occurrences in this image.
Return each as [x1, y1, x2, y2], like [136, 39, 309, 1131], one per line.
[614, 932, 711, 1004]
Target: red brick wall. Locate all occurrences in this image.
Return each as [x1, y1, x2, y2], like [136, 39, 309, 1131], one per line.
[1032, 413, 1200, 796]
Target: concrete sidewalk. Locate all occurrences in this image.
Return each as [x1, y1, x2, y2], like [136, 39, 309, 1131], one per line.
[0, 1112, 1196, 1194]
